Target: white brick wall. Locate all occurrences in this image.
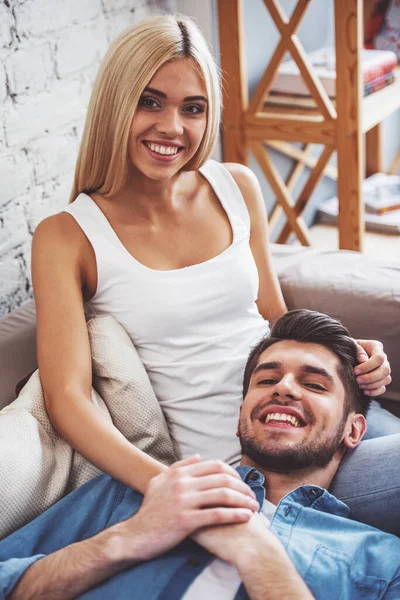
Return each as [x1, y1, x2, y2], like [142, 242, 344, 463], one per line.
[0, 0, 169, 316]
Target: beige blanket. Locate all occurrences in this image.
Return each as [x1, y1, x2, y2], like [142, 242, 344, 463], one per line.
[0, 315, 176, 540]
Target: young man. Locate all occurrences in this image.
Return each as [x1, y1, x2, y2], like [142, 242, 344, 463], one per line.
[1, 310, 400, 599]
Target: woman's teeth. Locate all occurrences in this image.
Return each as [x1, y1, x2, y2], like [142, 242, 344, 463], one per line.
[146, 142, 179, 155]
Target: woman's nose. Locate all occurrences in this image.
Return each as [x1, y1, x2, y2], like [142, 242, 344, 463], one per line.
[156, 108, 184, 136]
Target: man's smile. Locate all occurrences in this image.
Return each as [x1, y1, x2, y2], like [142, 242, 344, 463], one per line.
[254, 404, 308, 429]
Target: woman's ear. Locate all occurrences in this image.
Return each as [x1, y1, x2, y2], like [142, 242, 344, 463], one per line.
[343, 414, 367, 449]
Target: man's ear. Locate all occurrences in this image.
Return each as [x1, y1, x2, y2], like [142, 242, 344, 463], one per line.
[343, 414, 367, 449]
[236, 404, 243, 438]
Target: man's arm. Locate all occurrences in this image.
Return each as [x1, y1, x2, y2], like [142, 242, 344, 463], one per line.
[193, 512, 314, 600]
[8, 456, 258, 599]
[10, 528, 135, 600]
[235, 539, 314, 600]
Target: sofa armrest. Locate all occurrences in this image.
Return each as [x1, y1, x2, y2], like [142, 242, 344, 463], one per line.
[0, 301, 37, 410]
[271, 244, 400, 400]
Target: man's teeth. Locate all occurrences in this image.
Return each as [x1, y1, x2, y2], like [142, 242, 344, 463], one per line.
[146, 142, 179, 155]
[264, 413, 301, 427]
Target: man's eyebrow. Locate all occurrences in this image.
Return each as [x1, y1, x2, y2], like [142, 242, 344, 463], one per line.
[301, 365, 334, 383]
[143, 87, 208, 103]
[252, 361, 281, 375]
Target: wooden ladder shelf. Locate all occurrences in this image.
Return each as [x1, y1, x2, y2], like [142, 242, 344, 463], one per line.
[217, 0, 400, 251]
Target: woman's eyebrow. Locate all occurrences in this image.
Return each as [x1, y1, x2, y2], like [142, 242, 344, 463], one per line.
[184, 95, 208, 103]
[143, 87, 208, 103]
[144, 86, 166, 98]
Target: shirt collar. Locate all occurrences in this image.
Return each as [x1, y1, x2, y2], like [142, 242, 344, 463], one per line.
[236, 465, 350, 518]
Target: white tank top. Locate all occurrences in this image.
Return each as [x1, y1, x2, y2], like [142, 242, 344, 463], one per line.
[64, 160, 269, 465]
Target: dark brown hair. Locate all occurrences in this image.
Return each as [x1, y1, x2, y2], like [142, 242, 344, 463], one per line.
[243, 309, 370, 416]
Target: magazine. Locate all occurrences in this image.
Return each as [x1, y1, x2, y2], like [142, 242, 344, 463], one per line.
[362, 173, 400, 213]
[317, 174, 400, 233]
[272, 47, 397, 97]
[266, 72, 395, 109]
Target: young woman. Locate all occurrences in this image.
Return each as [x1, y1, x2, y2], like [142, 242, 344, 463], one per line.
[32, 15, 398, 532]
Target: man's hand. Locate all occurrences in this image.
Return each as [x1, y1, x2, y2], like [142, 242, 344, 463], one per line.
[116, 455, 259, 562]
[192, 511, 274, 567]
[9, 457, 258, 600]
[354, 339, 391, 396]
[193, 513, 314, 600]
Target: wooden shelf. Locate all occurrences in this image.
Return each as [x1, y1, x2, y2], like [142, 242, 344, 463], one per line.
[217, 0, 400, 252]
[363, 67, 400, 132]
[262, 66, 400, 134]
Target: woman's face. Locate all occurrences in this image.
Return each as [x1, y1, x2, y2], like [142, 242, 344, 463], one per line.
[128, 58, 208, 181]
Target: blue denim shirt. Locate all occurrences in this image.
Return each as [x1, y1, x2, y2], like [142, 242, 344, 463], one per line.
[1, 467, 399, 599]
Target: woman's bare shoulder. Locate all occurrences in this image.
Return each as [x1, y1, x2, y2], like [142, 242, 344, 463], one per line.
[34, 211, 81, 242]
[33, 211, 92, 258]
[32, 211, 97, 298]
[221, 162, 266, 220]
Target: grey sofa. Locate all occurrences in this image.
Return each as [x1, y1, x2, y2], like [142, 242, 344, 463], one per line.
[1, 244, 400, 412]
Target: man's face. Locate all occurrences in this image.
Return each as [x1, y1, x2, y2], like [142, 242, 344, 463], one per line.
[238, 340, 352, 472]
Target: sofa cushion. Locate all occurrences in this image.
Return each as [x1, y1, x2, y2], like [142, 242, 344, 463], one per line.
[0, 314, 176, 540]
[271, 244, 400, 400]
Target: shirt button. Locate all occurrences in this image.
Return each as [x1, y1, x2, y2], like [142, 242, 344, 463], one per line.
[310, 489, 318, 497]
[188, 557, 201, 568]
[248, 472, 258, 481]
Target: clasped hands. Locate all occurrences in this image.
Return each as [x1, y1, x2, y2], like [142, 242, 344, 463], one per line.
[118, 455, 279, 570]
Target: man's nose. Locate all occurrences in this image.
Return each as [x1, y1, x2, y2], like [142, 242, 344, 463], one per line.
[272, 374, 301, 400]
[156, 108, 184, 136]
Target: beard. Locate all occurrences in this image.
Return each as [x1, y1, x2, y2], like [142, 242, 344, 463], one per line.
[239, 411, 348, 473]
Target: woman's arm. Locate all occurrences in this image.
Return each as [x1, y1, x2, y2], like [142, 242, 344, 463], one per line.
[32, 215, 166, 494]
[223, 162, 288, 323]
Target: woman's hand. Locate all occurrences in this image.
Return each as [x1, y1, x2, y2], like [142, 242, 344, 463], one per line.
[354, 340, 392, 397]
[120, 455, 258, 562]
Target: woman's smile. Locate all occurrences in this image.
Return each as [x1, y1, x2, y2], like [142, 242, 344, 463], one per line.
[142, 140, 185, 162]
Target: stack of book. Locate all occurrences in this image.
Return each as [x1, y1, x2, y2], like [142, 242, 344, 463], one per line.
[317, 173, 400, 234]
[265, 47, 398, 110]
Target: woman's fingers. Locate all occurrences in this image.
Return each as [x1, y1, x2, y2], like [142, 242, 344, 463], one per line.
[190, 473, 256, 498]
[170, 454, 201, 469]
[362, 386, 387, 397]
[356, 361, 391, 385]
[360, 377, 392, 396]
[187, 488, 259, 511]
[187, 507, 253, 531]
[176, 459, 241, 480]
[355, 353, 385, 376]
[353, 339, 391, 395]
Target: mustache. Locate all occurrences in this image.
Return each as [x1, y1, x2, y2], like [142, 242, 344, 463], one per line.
[251, 399, 315, 425]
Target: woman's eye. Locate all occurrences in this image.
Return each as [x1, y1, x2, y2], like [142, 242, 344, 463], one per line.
[183, 104, 205, 115]
[139, 97, 160, 109]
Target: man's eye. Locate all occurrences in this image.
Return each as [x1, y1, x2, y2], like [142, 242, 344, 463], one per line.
[258, 379, 277, 385]
[306, 383, 326, 391]
[183, 104, 205, 115]
[139, 97, 160, 109]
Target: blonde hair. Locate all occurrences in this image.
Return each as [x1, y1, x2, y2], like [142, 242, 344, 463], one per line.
[69, 15, 221, 202]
